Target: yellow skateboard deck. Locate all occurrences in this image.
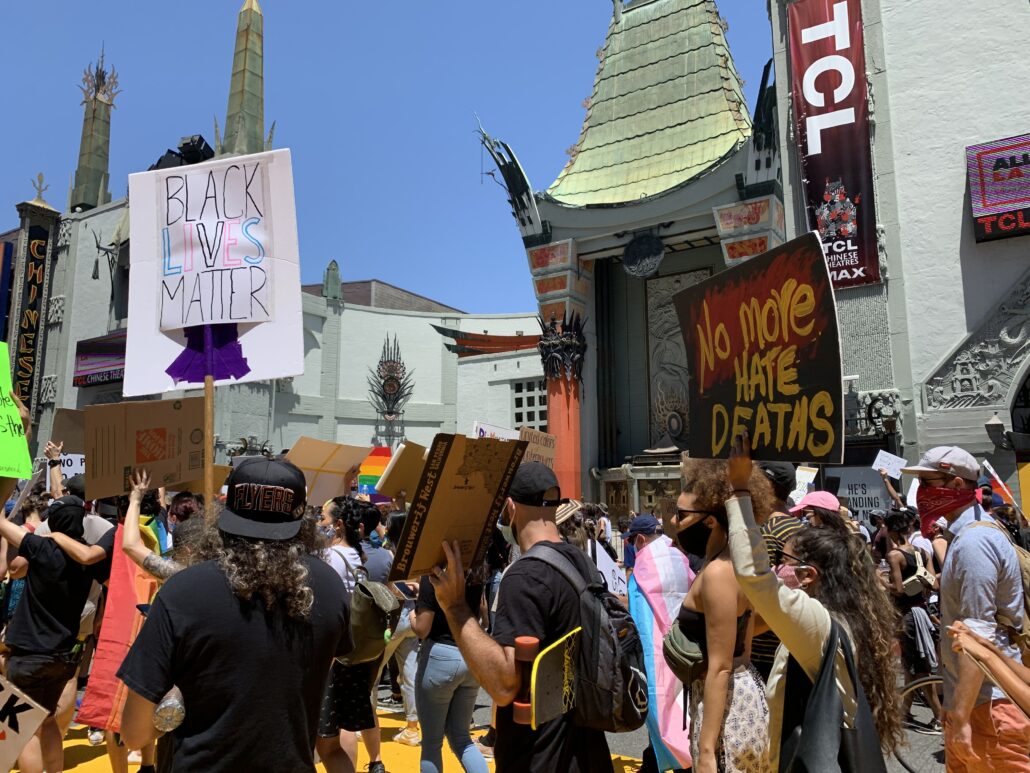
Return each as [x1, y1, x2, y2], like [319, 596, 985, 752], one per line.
[529, 627, 581, 730]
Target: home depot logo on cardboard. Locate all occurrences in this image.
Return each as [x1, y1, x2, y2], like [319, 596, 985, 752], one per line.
[136, 428, 170, 463]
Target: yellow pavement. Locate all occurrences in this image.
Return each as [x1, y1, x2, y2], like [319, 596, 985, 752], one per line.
[35, 712, 643, 772]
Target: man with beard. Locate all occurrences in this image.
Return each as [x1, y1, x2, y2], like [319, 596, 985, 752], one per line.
[117, 458, 352, 771]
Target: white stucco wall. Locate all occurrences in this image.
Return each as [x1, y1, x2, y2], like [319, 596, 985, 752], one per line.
[876, 0, 1030, 383]
[456, 350, 545, 436]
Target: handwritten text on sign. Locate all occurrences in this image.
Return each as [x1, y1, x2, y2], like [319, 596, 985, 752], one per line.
[159, 160, 272, 331]
[673, 232, 843, 463]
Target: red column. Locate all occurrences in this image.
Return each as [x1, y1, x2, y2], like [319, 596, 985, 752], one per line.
[547, 378, 581, 499]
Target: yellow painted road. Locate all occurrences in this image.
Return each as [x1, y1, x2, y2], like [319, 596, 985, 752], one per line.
[32, 712, 643, 772]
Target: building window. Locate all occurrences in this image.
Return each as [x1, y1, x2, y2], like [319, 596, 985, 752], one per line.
[512, 378, 548, 431]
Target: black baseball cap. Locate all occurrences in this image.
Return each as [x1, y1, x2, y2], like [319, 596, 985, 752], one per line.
[508, 462, 562, 507]
[759, 461, 796, 497]
[219, 457, 307, 540]
[65, 474, 86, 500]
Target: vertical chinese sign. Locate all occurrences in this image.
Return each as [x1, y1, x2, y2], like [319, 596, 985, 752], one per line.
[788, 0, 881, 289]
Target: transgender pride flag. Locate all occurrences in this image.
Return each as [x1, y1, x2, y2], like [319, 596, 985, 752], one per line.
[628, 535, 694, 771]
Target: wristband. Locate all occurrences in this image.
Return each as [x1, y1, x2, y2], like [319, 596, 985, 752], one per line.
[731, 489, 751, 496]
[47, 459, 62, 468]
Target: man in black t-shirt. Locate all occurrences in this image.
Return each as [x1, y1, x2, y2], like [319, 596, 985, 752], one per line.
[117, 458, 352, 772]
[0, 495, 104, 773]
[429, 462, 613, 773]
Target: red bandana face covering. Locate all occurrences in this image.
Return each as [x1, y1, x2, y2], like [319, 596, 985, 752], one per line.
[918, 485, 977, 536]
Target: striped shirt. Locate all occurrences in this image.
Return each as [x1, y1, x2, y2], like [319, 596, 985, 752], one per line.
[753, 513, 804, 668]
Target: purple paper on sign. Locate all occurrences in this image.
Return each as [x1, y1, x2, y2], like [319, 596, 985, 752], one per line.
[165, 324, 251, 384]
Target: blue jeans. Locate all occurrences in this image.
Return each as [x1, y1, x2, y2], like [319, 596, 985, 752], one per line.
[379, 602, 419, 722]
[415, 640, 487, 773]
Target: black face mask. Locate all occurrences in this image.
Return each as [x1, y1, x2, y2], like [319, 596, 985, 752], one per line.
[677, 520, 711, 558]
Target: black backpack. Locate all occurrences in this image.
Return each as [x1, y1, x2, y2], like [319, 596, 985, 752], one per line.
[523, 542, 648, 732]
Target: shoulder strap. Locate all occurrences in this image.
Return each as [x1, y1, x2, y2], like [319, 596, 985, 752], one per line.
[331, 547, 364, 581]
[523, 542, 590, 594]
[966, 520, 1015, 544]
[913, 547, 924, 570]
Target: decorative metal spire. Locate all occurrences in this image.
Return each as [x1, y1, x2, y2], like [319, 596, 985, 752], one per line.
[79, 47, 121, 106]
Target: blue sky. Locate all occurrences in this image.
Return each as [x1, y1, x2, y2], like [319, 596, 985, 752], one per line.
[0, 1, 773, 313]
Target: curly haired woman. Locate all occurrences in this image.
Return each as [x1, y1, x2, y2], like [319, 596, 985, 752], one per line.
[668, 455, 778, 773]
[725, 432, 902, 771]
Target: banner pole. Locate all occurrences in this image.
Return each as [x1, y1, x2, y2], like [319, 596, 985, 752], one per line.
[203, 325, 216, 520]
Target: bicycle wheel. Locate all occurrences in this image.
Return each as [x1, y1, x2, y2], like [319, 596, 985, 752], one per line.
[890, 675, 944, 773]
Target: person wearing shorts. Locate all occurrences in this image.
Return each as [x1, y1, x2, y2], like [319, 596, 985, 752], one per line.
[318, 660, 380, 739]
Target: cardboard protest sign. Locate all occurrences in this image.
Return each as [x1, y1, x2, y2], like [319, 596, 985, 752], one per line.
[472, 421, 520, 441]
[0, 673, 48, 771]
[871, 450, 906, 480]
[673, 232, 843, 463]
[169, 464, 231, 494]
[124, 149, 303, 396]
[377, 441, 427, 499]
[85, 398, 205, 499]
[518, 427, 556, 469]
[286, 437, 374, 506]
[0, 343, 32, 479]
[52, 408, 86, 454]
[389, 434, 527, 581]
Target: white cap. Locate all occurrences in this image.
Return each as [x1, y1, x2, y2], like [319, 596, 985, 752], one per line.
[901, 446, 980, 482]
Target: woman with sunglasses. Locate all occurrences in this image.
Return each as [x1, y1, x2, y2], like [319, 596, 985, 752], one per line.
[726, 432, 903, 769]
[670, 456, 779, 773]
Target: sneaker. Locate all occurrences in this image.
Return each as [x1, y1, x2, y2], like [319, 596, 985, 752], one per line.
[87, 728, 105, 747]
[904, 715, 941, 735]
[394, 727, 421, 746]
[367, 763, 388, 773]
[474, 736, 495, 759]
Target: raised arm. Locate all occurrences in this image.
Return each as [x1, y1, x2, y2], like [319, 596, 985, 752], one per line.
[726, 433, 831, 679]
[45, 441, 64, 496]
[879, 469, 905, 509]
[122, 470, 155, 568]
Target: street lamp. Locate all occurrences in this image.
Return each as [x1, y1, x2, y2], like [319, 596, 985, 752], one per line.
[985, 412, 1012, 450]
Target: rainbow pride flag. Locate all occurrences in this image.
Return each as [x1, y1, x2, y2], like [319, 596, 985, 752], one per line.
[359, 447, 392, 499]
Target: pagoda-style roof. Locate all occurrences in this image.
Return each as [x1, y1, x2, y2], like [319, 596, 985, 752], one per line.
[545, 0, 752, 208]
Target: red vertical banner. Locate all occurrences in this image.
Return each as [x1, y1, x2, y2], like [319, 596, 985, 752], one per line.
[788, 0, 881, 289]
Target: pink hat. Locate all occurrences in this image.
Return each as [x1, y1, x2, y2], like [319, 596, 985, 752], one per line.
[790, 491, 841, 513]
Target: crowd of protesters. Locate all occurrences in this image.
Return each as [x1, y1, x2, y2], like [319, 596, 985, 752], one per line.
[1, 384, 1029, 773]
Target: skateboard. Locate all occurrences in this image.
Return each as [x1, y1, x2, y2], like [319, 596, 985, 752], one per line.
[512, 627, 581, 730]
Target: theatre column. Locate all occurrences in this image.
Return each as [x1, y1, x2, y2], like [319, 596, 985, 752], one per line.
[527, 240, 591, 498]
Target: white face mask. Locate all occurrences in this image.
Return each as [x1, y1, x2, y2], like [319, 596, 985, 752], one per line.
[498, 504, 518, 547]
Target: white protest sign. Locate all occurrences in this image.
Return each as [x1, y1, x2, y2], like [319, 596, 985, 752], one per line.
[124, 149, 302, 396]
[0, 674, 47, 771]
[871, 450, 906, 479]
[62, 453, 85, 479]
[835, 467, 889, 521]
[471, 421, 520, 441]
[789, 466, 819, 506]
[592, 541, 628, 596]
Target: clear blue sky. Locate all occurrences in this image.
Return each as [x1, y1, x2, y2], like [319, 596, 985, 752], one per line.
[0, 1, 772, 313]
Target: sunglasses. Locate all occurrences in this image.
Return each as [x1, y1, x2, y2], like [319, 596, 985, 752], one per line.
[677, 508, 719, 519]
[780, 551, 818, 579]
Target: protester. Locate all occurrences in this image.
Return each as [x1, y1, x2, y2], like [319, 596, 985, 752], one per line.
[0, 494, 109, 773]
[902, 447, 1030, 771]
[753, 462, 802, 682]
[429, 461, 614, 772]
[882, 510, 941, 731]
[869, 509, 890, 561]
[670, 458, 774, 773]
[380, 510, 421, 747]
[116, 457, 352, 772]
[930, 516, 949, 573]
[316, 496, 390, 773]
[411, 565, 488, 773]
[625, 514, 693, 773]
[120, 471, 203, 582]
[789, 491, 850, 535]
[726, 432, 903, 768]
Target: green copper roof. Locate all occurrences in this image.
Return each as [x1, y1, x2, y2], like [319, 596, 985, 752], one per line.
[546, 0, 752, 207]
[222, 0, 265, 155]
